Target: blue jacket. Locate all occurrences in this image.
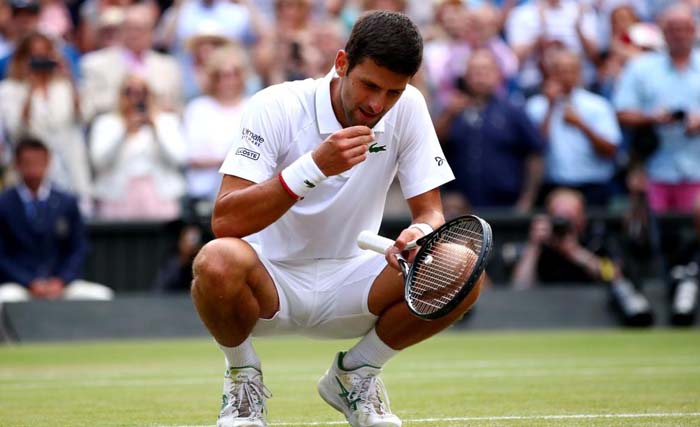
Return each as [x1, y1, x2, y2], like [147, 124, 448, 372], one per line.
[0, 186, 88, 287]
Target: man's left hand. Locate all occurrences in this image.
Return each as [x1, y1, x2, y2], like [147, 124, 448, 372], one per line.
[386, 227, 425, 272]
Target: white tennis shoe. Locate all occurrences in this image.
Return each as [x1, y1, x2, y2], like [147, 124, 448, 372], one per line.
[317, 352, 402, 427]
[217, 366, 272, 427]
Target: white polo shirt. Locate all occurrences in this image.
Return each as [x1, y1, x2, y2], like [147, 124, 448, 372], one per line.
[220, 72, 454, 261]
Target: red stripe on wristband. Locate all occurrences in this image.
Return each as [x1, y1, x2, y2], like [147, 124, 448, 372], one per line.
[278, 172, 302, 201]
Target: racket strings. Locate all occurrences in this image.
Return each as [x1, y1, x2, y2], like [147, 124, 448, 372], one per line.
[408, 219, 484, 315]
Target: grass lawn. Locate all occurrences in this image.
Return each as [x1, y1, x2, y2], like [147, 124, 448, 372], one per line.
[1, 330, 699, 427]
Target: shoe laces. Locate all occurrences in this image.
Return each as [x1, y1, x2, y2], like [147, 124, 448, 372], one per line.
[224, 371, 272, 418]
[347, 374, 391, 415]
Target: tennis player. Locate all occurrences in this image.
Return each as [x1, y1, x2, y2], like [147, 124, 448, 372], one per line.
[192, 11, 483, 427]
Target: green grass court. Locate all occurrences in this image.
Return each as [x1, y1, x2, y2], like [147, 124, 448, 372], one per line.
[2, 330, 699, 427]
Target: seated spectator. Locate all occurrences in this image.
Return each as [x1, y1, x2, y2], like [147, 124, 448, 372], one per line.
[0, 137, 113, 303]
[511, 187, 653, 326]
[0, 0, 80, 79]
[614, 3, 700, 214]
[80, 3, 183, 121]
[434, 49, 544, 213]
[89, 75, 187, 221]
[526, 49, 621, 207]
[506, 0, 599, 94]
[153, 223, 204, 293]
[183, 45, 250, 214]
[92, 6, 127, 51]
[0, 31, 92, 214]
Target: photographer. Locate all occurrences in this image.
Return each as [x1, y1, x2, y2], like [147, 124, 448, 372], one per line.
[512, 188, 653, 326]
[89, 75, 186, 221]
[0, 31, 91, 215]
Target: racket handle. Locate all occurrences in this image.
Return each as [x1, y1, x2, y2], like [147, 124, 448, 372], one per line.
[357, 231, 395, 254]
[357, 231, 419, 254]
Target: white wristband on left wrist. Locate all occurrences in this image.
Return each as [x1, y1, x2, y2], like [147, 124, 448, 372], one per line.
[408, 222, 433, 237]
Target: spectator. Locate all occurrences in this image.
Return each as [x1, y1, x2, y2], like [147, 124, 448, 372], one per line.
[157, 0, 265, 55]
[614, 3, 700, 214]
[180, 20, 234, 101]
[526, 49, 621, 207]
[0, 0, 80, 79]
[37, 0, 73, 40]
[153, 223, 204, 293]
[0, 137, 113, 303]
[506, 0, 599, 94]
[80, 3, 183, 122]
[89, 75, 186, 221]
[511, 187, 653, 326]
[0, 1, 11, 57]
[92, 6, 127, 51]
[424, 3, 518, 112]
[435, 49, 544, 213]
[594, 5, 663, 99]
[183, 45, 250, 214]
[0, 31, 92, 214]
[254, 0, 316, 85]
[76, 0, 138, 53]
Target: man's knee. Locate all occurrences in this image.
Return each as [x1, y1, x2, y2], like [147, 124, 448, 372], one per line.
[192, 238, 254, 294]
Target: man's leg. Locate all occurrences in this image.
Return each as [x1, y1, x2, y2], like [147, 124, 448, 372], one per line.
[191, 238, 279, 426]
[343, 266, 483, 368]
[191, 237, 279, 349]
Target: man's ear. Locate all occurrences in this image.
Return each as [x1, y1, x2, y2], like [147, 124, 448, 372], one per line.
[334, 50, 349, 77]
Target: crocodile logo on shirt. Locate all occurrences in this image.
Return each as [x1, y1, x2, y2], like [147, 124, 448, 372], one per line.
[368, 143, 387, 153]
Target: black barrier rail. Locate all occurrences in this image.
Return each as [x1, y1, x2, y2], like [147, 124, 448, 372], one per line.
[83, 212, 696, 292]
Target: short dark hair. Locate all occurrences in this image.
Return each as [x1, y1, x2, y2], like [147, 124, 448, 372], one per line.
[344, 10, 423, 77]
[14, 136, 49, 161]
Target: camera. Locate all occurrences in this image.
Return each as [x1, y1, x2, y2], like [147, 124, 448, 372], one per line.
[28, 56, 58, 72]
[550, 216, 573, 239]
[671, 110, 686, 121]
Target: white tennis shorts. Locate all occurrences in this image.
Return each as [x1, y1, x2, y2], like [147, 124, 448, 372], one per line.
[249, 243, 388, 339]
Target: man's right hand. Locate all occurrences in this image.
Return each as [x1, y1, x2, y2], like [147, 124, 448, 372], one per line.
[528, 215, 552, 246]
[312, 126, 374, 176]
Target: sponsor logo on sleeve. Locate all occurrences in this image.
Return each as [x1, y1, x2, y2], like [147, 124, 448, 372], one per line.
[236, 147, 260, 161]
[242, 128, 265, 147]
[434, 156, 444, 166]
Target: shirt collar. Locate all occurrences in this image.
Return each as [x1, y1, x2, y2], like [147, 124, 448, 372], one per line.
[17, 180, 51, 203]
[314, 68, 386, 135]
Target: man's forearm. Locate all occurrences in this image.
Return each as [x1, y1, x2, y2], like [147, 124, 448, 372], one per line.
[578, 121, 617, 158]
[211, 177, 297, 238]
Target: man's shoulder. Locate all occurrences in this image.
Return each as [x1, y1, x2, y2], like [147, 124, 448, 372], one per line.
[48, 187, 80, 208]
[247, 77, 317, 116]
[0, 187, 18, 205]
[80, 47, 120, 70]
[625, 51, 666, 74]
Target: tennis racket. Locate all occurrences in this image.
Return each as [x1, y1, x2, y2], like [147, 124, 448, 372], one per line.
[357, 215, 493, 320]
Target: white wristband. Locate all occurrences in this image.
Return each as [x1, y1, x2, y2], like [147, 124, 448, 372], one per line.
[279, 152, 327, 200]
[408, 222, 433, 236]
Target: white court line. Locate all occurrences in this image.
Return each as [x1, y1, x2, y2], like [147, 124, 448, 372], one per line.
[154, 412, 700, 427]
[4, 365, 700, 389]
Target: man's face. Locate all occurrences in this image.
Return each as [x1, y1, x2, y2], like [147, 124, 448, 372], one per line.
[16, 148, 49, 188]
[552, 53, 581, 92]
[662, 14, 696, 56]
[122, 14, 153, 53]
[465, 51, 500, 97]
[334, 51, 411, 128]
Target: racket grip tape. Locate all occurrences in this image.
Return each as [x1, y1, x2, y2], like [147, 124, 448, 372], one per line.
[357, 231, 418, 253]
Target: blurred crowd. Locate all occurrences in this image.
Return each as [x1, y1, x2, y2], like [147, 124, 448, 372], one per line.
[0, 0, 699, 322]
[0, 0, 698, 218]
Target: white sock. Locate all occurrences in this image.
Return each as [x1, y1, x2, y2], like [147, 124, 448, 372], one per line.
[218, 336, 261, 370]
[342, 328, 398, 369]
